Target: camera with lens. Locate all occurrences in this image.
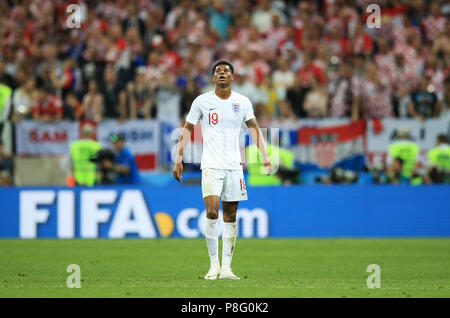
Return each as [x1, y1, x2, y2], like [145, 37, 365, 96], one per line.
[316, 167, 359, 184]
[428, 167, 449, 184]
[276, 166, 300, 185]
[91, 148, 117, 184]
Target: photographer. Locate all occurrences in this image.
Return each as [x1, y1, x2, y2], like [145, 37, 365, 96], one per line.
[102, 133, 141, 185]
[316, 167, 359, 185]
[95, 148, 117, 185]
[424, 134, 450, 184]
[373, 158, 409, 185]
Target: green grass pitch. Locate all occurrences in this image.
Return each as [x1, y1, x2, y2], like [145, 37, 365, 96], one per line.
[0, 238, 449, 298]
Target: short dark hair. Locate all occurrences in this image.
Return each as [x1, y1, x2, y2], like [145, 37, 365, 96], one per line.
[444, 76, 450, 85]
[110, 133, 125, 143]
[211, 61, 234, 76]
[437, 134, 449, 144]
[394, 157, 404, 166]
[355, 53, 366, 61]
[41, 83, 55, 94]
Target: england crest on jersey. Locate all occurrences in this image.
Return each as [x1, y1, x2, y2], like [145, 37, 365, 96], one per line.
[232, 103, 240, 112]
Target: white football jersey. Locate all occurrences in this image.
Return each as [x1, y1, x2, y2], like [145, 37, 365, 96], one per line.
[185, 90, 255, 170]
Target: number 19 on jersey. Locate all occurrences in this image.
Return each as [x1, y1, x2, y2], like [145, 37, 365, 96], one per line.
[208, 113, 218, 125]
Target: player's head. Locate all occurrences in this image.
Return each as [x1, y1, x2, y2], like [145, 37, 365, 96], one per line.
[111, 133, 125, 151]
[211, 61, 234, 88]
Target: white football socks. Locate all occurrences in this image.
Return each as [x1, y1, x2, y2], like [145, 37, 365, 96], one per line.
[221, 221, 237, 270]
[205, 218, 219, 266]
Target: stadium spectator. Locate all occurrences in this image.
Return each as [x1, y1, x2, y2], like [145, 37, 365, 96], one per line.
[251, 0, 284, 34]
[0, 139, 14, 186]
[424, 54, 447, 98]
[65, 30, 87, 64]
[329, 60, 356, 118]
[349, 20, 374, 57]
[232, 69, 266, 112]
[207, 0, 232, 40]
[390, 53, 418, 118]
[303, 76, 329, 118]
[422, 2, 447, 43]
[286, 72, 308, 118]
[260, 75, 291, 122]
[36, 43, 62, 90]
[156, 71, 181, 124]
[125, 27, 146, 68]
[297, 52, 326, 88]
[272, 57, 295, 90]
[82, 79, 104, 123]
[375, 38, 396, 78]
[100, 66, 126, 120]
[49, 58, 77, 101]
[103, 133, 140, 185]
[323, 25, 350, 60]
[0, 57, 17, 89]
[123, 66, 153, 120]
[31, 85, 63, 122]
[408, 77, 441, 120]
[440, 77, 450, 120]
[122, 1, 146, 38]
[11, 76, 36, 122]
[180, 77, 201, 120]
[62, 92, 83, 121]
[357, 63, 393, 119]
[236, 47, 271, 86]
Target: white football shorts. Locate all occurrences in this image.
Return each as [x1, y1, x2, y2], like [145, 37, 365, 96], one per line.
[201, 168, 248, 202]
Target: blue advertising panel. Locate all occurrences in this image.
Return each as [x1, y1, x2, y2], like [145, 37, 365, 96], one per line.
[0, 186, 449, 239]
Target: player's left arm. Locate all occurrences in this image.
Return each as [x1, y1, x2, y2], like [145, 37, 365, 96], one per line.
[246, 118, 272, 175]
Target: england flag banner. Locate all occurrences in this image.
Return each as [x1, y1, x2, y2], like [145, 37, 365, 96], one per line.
[293, 120, 367, 171]
[15, 121, 79, 156]
[98, 120, 161, 170]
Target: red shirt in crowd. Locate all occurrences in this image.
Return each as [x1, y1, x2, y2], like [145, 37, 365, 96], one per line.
[298, 63, 326, 86]
[31, 95, 63, 120]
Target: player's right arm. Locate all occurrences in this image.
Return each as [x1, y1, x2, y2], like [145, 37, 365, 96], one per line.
[173, 121, 195, 182]
[173, 96, 202, 182]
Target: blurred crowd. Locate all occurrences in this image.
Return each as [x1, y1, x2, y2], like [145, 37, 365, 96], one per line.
[0, 0, 449, 126]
